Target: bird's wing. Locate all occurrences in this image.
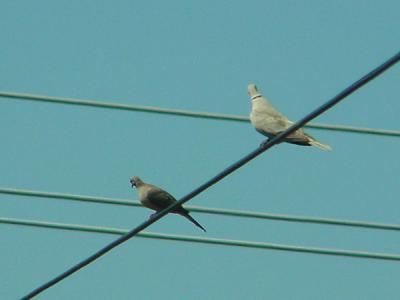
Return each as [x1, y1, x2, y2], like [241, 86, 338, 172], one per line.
[253, 98, 293, 133]
[266, 107, 291, 124]
[273, 120, 316, 145]
[147, 188, 186, 213]
[270, 114, 291, 132]
[147, 189, 176, 209]
[253, 113, 291, 136]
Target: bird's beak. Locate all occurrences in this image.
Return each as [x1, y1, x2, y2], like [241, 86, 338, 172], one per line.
[130, 180, 136, 188]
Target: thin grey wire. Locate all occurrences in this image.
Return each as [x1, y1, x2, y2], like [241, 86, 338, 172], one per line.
[1, 187, 399, 231]
[0, 91, 399, 137]
[2, 217, 399, 261]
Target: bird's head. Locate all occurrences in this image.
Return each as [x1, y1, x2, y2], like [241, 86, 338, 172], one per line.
[247, 83, 262, 100]
[130, 176, 144, 188]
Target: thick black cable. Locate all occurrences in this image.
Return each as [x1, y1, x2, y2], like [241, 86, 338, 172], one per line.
[20, 51, 400, 300]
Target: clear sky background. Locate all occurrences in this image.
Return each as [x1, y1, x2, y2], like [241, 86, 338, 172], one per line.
[1, 1, 399, 299]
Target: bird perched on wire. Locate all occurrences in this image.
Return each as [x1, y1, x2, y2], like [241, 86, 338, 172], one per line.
[248, 83, 332, 151]
[130, 176, 206, 232]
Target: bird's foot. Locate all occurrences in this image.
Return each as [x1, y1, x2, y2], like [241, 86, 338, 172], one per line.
[149, 213, 157, 220]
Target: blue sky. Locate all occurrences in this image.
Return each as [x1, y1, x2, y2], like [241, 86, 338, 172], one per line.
[1, 1, 399, 299]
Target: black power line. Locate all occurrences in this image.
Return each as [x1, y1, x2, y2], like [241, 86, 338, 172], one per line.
[20, 51, 400, 300]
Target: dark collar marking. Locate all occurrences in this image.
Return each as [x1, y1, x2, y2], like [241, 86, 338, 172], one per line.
[251, 95, 262, 100]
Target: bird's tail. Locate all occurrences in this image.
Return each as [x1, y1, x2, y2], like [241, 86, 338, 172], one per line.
[182, 213, 206, 232]
[308, 139, 332, 151]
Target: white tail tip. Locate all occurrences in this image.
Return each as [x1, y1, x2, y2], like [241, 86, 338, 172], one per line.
[309, 140, 332, 151]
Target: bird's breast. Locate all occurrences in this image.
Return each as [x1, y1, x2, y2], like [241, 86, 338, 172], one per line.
[138, 187, 158, 211]
[250, 111, 278, 133]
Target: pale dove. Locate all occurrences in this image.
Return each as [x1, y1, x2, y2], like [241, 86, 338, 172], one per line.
[248, 84, 332, 151]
